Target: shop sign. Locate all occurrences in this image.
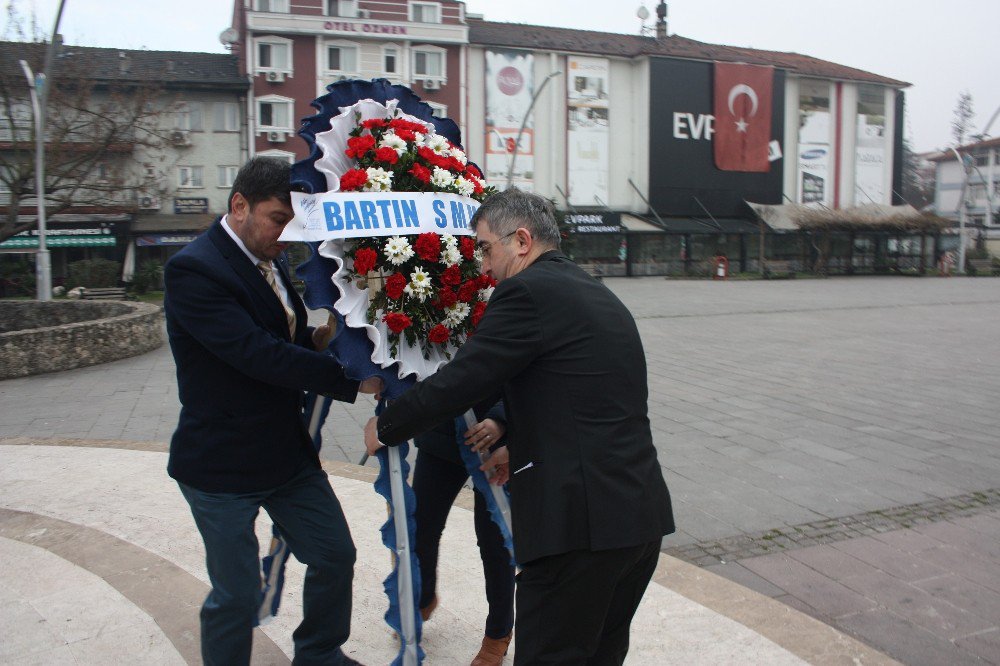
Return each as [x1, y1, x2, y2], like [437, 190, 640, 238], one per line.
[565, 212, 622, 234]
[174, 198, 209, 214]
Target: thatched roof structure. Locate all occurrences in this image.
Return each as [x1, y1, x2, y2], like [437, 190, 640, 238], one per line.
[747, 202, 950, 233]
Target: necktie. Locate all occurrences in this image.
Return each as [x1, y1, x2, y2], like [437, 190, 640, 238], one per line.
[258, 261, 296, 338]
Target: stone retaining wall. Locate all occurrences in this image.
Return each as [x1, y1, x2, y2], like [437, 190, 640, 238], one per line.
[0, 301, 165, 379]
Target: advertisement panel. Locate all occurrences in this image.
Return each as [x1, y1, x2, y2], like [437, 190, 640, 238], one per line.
[567, 56, 610, 206]
[797, 80, 832, 207]
[484, 50, 534, 191]
[854, 85, 887, 205]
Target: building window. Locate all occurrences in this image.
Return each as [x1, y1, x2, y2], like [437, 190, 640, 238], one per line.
[213, 102, 240, 132]
[175, 103, 203, 131]
[257, 96, 294, 130]
[257, 150, 295, 164]
[218, 166, 239, 188]
[327, 0, 357, 16]
[409, 1, 441, 23]
[326, 43, 359, 74]
[973, 153, 990, 167]
[254, 0, 289, 12]
[968, 183, 986, 202]
[426, 102, 447, 119]
[412, 48, 444, 79]
[383, 46, 398, 75]
[256, 38, 291, 72]
[178, 166, 204, 189]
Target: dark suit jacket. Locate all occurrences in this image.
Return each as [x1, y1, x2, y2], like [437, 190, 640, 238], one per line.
[164, 220, 358, 493]
[378, 251, 674, 563]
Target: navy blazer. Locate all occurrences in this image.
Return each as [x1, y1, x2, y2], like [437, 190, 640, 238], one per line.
[164, 220, 358, 493]
[378, 251, 674, 563]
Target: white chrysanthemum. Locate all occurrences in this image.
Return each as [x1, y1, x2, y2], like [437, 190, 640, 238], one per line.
[413, 132, 425, 145]
[473, 247, 484, 263]
[423, 134, 450, 155]
[430, 167, 455, 188]
[440, 245, 462, 266]
[442, 234, 458, 248]
[443, 301, 471, 328]
[363, 167, 393, 192]
[453, 175, 475, 197]
[450, 146, 468, 165]
[403, 266, 433, 302]
[384, 236, 414, 266]
[478, 286, 495, 301]
[379, 132, 408, 155]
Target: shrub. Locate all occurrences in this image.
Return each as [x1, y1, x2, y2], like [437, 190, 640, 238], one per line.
[67, 259, 121, 288]
[131, 260, 164, 294]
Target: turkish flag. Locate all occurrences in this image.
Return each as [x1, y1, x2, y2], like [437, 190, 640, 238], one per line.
[713, 62, 774, 172]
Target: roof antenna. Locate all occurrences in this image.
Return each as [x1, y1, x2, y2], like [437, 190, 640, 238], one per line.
[656, 1, 668, 39]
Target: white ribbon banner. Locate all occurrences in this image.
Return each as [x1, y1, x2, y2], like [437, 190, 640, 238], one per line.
[280, 191, 480, 242]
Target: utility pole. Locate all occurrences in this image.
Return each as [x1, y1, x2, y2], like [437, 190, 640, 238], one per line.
[505, 71, 562, 189]
[19, 0, 68, 301]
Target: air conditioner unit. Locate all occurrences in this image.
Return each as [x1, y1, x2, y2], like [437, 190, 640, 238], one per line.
[267, 131, 286, 143]
[138, 195, 161, 210]
[169, 130, 191, 146]
[358, 8, 370, 18]
[265, 70, 286, 83]
[423, 79, 441, 91]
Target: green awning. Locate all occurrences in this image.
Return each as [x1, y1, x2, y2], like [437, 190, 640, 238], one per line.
[0, 235, 117, 249]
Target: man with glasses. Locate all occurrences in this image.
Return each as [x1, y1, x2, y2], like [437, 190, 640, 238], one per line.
[364, 188, 674, 664]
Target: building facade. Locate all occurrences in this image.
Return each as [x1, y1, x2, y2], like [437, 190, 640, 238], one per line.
[930, 136, 1000, 256]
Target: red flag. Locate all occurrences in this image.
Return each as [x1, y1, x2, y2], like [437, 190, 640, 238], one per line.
[713, 62, 774, 172]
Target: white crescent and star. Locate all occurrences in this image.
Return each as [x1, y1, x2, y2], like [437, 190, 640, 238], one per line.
[728, 84, 759, 133]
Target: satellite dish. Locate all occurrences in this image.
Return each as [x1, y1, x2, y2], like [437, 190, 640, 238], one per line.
[637, 5, 650, 20]
[219, 27, 239, 46]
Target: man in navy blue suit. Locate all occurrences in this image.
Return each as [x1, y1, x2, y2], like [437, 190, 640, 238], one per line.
[164, 157, 380, 665]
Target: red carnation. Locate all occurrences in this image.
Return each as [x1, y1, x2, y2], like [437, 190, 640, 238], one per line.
[477, 274, 496, 289]
[352, 247, 378, 275]
[375, 146, 399, 165]
[414, 233, 441, 262]
[390, 118, 427, 134]
[339, 168, 368, 191]
[448, 157, 466, 173]
[394, 128, 417, 143]
[472, 179, 484, 195]
[459, 237, 476, 260]
[383, 312, 412, 334]
[441, 264, 462, 287]
[385, 272, 406, 300]
[417, 146, 447, 168]
[346, 134, 376, 158]
[471, 301, 487, 327]
[409, 163, 431, 184]
[433, 288, 457, 309]
[428, 324, 451, 344]
[457, 280, 478, 303]
[362, 118, 388, 130]
[466, 163, 483, 180]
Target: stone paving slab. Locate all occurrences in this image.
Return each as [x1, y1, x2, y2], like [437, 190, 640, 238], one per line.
[0, 442, 894, 665]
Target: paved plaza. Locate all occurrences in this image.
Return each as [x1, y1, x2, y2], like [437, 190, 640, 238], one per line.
[2, 275, 999, 664]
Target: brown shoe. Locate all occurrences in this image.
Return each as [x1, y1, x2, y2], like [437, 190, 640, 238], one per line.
[419, 595, 438, 622]
[470, 632, 512, 666]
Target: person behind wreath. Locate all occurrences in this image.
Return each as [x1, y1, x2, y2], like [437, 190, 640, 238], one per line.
[164, 157, 381, 665]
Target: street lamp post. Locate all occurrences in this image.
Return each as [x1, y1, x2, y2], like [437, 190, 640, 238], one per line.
[505, 70, 562, 189]
[19, 0, 67, 301]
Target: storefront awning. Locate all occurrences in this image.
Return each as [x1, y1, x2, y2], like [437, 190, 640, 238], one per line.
[0, 235, 117, 249]
[634, 215, 761, 234]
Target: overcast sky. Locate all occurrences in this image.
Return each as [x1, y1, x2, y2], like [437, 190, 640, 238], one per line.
[13, 0, 999, 153]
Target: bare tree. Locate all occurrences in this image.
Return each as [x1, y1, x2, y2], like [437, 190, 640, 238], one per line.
[950, 90, 975, 146]
[0, 39, 172, 243]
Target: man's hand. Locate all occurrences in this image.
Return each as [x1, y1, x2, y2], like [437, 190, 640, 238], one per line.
[480, 445, 510, 485]
[364, 416, 384, 456]
[312, 314, 337, 351]
[359, 376, 384, 396]
[464, 418, 505, 453]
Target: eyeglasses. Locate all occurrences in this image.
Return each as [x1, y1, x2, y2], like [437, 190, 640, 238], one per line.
[476, 231, 516, 258]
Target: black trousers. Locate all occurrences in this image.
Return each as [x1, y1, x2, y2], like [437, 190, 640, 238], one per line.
[513, 540, 661, 665]
[413, 448, 515, 639]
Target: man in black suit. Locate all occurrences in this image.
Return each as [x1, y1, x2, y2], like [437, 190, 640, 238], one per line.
[165, 158, 380, 665]
[364, 188, 674, 664]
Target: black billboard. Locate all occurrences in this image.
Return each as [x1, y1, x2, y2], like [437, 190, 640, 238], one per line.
[648, 58, 786, 217]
